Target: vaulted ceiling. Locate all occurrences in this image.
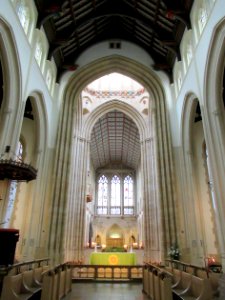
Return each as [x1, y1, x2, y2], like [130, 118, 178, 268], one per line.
[33, 0, 194, 170]
[90, 111, 140, 170]
[34, 0, 194, 81]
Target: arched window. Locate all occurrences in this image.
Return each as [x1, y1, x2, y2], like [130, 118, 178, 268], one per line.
[17, 1, 30, 34]
[110, 175, 121, 214]
[97, 175, 108, 215]
[123, 175, 134, 215]
[16, 141, 23, 161]
[46, 69, 52, 90]
[198, 7, 208, 34]
[177, 70, 182, 90]
[186, 43, 193, 66]
[96, 173, 135, 216]
[35, 41, 43, 66]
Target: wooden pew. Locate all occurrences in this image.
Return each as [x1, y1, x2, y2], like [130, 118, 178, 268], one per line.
[58, 265, 72, 298]
[143, 264, 173, 300]
[41, 269, 59, 300]
[65, 266, 72, 294]
[58, 268, 66, 299]
[1, 273, 33, 300]
[143, 268, 149, 295]
[195, 268, 221, 296]
[148, 270, 154, 299]
[171, 268, 182, 288]
[33, 265, 49, 287]
[172, 271, 192, 296]
[178, 276, 213, 300]
[159, 272, 173, 300]
[22, 270, 42, 296]
[40, 264, 72, 300]
[153, 269, 160, 300]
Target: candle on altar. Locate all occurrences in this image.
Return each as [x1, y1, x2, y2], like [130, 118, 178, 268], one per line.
[92, 242, 97, 252]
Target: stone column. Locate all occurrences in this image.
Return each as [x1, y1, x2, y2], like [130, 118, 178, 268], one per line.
[48, 90, 75, 264]
[63, 135, 89, 262]
[204, 109, 225, 268]
[142, 93, 177, 263]
[142, 136, 161, 262]
[180, 149, 202, 263]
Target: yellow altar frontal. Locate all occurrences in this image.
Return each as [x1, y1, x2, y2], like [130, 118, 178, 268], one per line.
[90, 252, 137, 265]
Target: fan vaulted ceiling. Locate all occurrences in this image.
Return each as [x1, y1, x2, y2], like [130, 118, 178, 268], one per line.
[34, 0, 194, 81]
[90, 110, 140, 170]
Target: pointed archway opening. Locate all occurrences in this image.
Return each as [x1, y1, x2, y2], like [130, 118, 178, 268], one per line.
[53, 56, 176, 265]
[82, 72, 147, 261]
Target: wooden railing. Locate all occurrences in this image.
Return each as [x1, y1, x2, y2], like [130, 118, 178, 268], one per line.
[165, 259, 222, 298]
[67, 263, 143, 281]
[165, 259, 222, 278]
[0, 258, 50, 299]
[7, 257, 50, 275]
[0, 258, 49, 285]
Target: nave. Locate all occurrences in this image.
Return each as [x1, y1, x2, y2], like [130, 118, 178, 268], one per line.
[1, 2, 225, 300]
[63, 282, 148, 300]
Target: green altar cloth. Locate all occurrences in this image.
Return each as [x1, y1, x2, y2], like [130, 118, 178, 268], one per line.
[90, 252, 136, 265]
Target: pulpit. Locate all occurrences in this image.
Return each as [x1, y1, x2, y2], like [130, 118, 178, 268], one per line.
[0, 229, 19, 265]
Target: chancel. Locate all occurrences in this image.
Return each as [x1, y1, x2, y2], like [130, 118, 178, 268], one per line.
[0, 0, 225, 299]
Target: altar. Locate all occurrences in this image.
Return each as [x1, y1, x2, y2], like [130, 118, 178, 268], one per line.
[90, 252, 137, 266]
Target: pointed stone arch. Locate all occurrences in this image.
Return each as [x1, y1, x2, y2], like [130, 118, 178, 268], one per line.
[203, 18, 225, 267]
[9, 90, 50, 260]
[180, 93, 202, 262]
[83, 99, 146, 142]
[50, 55, 177, 264]
[28, 91, 49, 165]
[180, 92, 219, 264]
[0, 17, 21, 155]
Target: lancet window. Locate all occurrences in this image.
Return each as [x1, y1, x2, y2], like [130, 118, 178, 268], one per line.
[96, 173, 135, 216]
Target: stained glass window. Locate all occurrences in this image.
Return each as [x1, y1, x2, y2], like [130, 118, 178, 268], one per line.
[124, 175, 134, 215]
[96, 174, 134, 216]
[111, 175, 121, 214]
[97, 175, 108, 214]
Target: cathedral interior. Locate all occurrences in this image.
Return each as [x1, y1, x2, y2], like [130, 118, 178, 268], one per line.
[0, 0, 225, 299]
